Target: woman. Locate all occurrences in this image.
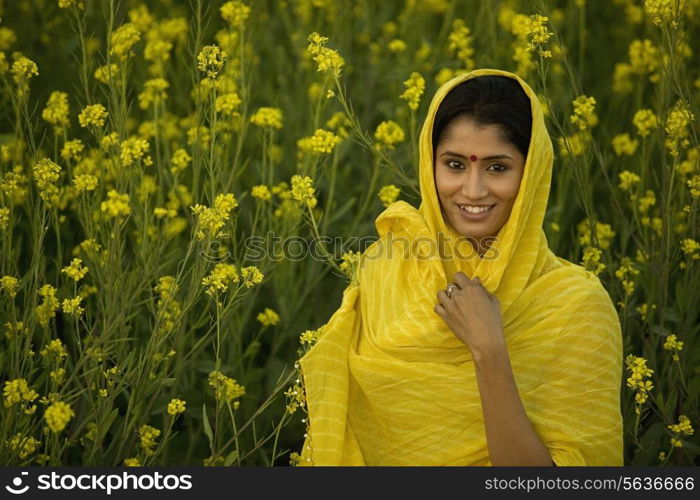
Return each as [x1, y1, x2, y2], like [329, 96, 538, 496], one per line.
[295, 68, 623, 466]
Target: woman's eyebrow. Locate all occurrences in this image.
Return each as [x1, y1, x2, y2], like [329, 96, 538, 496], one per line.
[440, 151, 513, 161]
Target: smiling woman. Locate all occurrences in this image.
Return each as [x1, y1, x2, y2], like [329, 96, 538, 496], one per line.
[295, 69, 624, 467]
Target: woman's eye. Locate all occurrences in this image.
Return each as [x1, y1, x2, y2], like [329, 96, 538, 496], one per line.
[488, 163, 507, 172]
[446, 160, 463, 169]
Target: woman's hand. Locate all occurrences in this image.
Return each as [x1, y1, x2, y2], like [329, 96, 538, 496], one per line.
[434, 271, 506, 359]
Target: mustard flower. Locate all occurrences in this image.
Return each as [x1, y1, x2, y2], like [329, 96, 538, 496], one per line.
[290, 175, 317, 208]
[190, 193, 238, 240]
[374, 120, 405, 150]
[625, 354, 654, 413]
[42, 91, 70, 133]
[339, 251, 361, 280]
[611, 134, 638, 156]
[197, 45, 227, 79]
[570, 95, 598, 131]
[120, 136, 152, 167]
[94, 63, 119, 84]
[628, 39, 661, 79]
[124, 457, 142, 466]
[668, 415, 694, 437]
[581, 246, 605, 276]
[215, 92, 242, 116]
[138, 78, 169, 109]
[138, 424, 160, 456]
[202, 263, 240, 295]
[0, 275, 20, 298]
[220, 1, 251, 27]
[36, 285, 60, 328]
[636, 303, 656, 321]
[44, 401, 75, 433]
[302, 128, 342, 154]
[0, 207, 10, 230]
[208, 370, 245, 407]
[58, 0, 85, 8]
[241, 266, 264, 288]
[61, 257, 88, 281]
[637, 190, 656, 214]
[257, 307, 280, 326]
[680, 238, 700, 260]
[387, 39, 407, 53]
[447, 19, 475, 68]
[73, 174, 98, 192]
[100, 190, 131, 218]
[251, 185, 272, 202]
[49, 368, 66, 385]
[687, 175, 700, 198]
[632, 108, 658, 137]
[299, 325, 326, 347]
[32, 158, 61, 206]
[618, 170, 641, 191]
[78, 104, 108, 129]
[378, 184, 401, 207]
[644, 0, 675, 26]
[40, 338, 67, 362]
[558, 132, 588, 157]
[523, 14, 553, 57]
[62, 297, 84, 316]
[250, 107, 283, 129]
[400, 72, 425, 111]
[577, 219, 615, 250]
[61, 139, 85, 162]
[170, 148, 192, 174]
[167, 398, 186, 416]
[3, 378, 38, 407]
[7, 433, 41, 460]
[11, 55, 38, 95]
[109, 23, 141, 61]
[615, 257, 639, 296]
[664, 101, 694, 157]
[663, 334, 684, 361]
[307, 32, 345, 78]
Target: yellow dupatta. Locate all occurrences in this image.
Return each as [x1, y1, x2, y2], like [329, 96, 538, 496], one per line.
[297, 69, 623, 466]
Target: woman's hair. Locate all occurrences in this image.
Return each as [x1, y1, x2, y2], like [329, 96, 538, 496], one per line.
[432, 75, 533, 160]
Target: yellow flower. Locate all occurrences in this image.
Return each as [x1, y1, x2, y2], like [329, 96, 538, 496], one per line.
[687, 175, 700, 198]
[3, 378, 39, 407]
[387, 39, 407, 53]
[190, 193, 238, 240]
[40, 338, 67, 361]
[680, 238, 700, 260]
[664, 100, 694, 157]
[241, 266, 264, 288]
[637, 190, 656, 214]
[307, 32, 345, 77]
[400, 72, 425, 111]
[61, 257, 88, 281]
[558, 132, 589, 157]
[202, 263, 240, 295]
[73, 174, 98, 192]
[256, 307, 280, 326]
[7, 433, 41, 460]
[374, 120, 405, 150]
[523, 14, 553, 57]
[618, 170, 641, 191]
[299, 128, 342, 154]
[290, 175, 317, 208]
[138, 78, 169, 109]
[120, 136, 152, 167]
[36, 285, 60, 328]
[250, 107, 283, 129]
[644, 0, 675, 26]
[632, 108, 659, 137]
[581, 246, 605, 276]
[100, 190, 131, 218]
[378, 184, 400, 207]
[61, 139, 85, 162]
[215, 92, 242, 116]
[170, 148, 192, 175]
[220, 1, 251, 27]
[577, 219, 615, 249]
[668, 415, 694, 436]
[611, 134, 638, 156]
[11, 55, 39, 94]
[32, 158, 62, 206]
[124, 457, 142, 466]
[447, 19, 475, 68]
[138, 424, 160, 456]
[44, 401, 75, 433]
[197, 45, 227, 79]
[58, 0, 85, 8]
[78, 104, 108, 128]
[62, 296, 84, 316]
[570, 95, 598, 131]
[109, 23, 141, 61]
[0, 276, 20, 298]
[42, 91, 70, 133]
[208, 370, 245, 406]
[94, 63, 119, 84]
[251, 185, 272, 202]
[167, 398, 186, 416]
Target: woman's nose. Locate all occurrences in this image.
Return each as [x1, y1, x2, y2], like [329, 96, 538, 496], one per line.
[461, 169, 488, 199]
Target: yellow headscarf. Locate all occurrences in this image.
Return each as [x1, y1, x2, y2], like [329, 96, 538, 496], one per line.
[297, 69, 623, 466]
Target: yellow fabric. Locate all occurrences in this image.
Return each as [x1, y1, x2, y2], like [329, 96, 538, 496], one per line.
[297, 69, 623, 466]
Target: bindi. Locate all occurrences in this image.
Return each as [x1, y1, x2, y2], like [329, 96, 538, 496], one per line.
[469, 155, 477, 162]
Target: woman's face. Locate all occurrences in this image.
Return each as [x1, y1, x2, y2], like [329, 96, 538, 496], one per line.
[434, 116, 526, 252]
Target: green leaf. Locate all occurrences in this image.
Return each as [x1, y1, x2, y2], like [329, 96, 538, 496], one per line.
[202, 404, 214, 452]
[223, 448, 239, 466]
[101, 408, 119, 435]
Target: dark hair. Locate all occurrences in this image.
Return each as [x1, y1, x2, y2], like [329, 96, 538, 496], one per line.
[432, 75, 532, 160]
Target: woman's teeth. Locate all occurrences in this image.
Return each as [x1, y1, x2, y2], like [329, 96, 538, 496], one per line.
[459, 205, 493, 214]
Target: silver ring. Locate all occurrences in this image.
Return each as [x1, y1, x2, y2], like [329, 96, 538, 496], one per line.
[446, 284, 459, 299]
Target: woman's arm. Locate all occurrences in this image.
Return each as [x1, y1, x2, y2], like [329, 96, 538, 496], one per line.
[473, 344, 555, 466]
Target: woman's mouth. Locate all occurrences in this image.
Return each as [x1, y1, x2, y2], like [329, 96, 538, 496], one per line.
[456, 203, 495, 221]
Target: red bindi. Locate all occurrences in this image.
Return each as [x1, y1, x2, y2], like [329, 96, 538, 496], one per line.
[470, 155, 478, 162]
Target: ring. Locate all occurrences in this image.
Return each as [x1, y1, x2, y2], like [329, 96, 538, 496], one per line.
[446, 284, 460, 299]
